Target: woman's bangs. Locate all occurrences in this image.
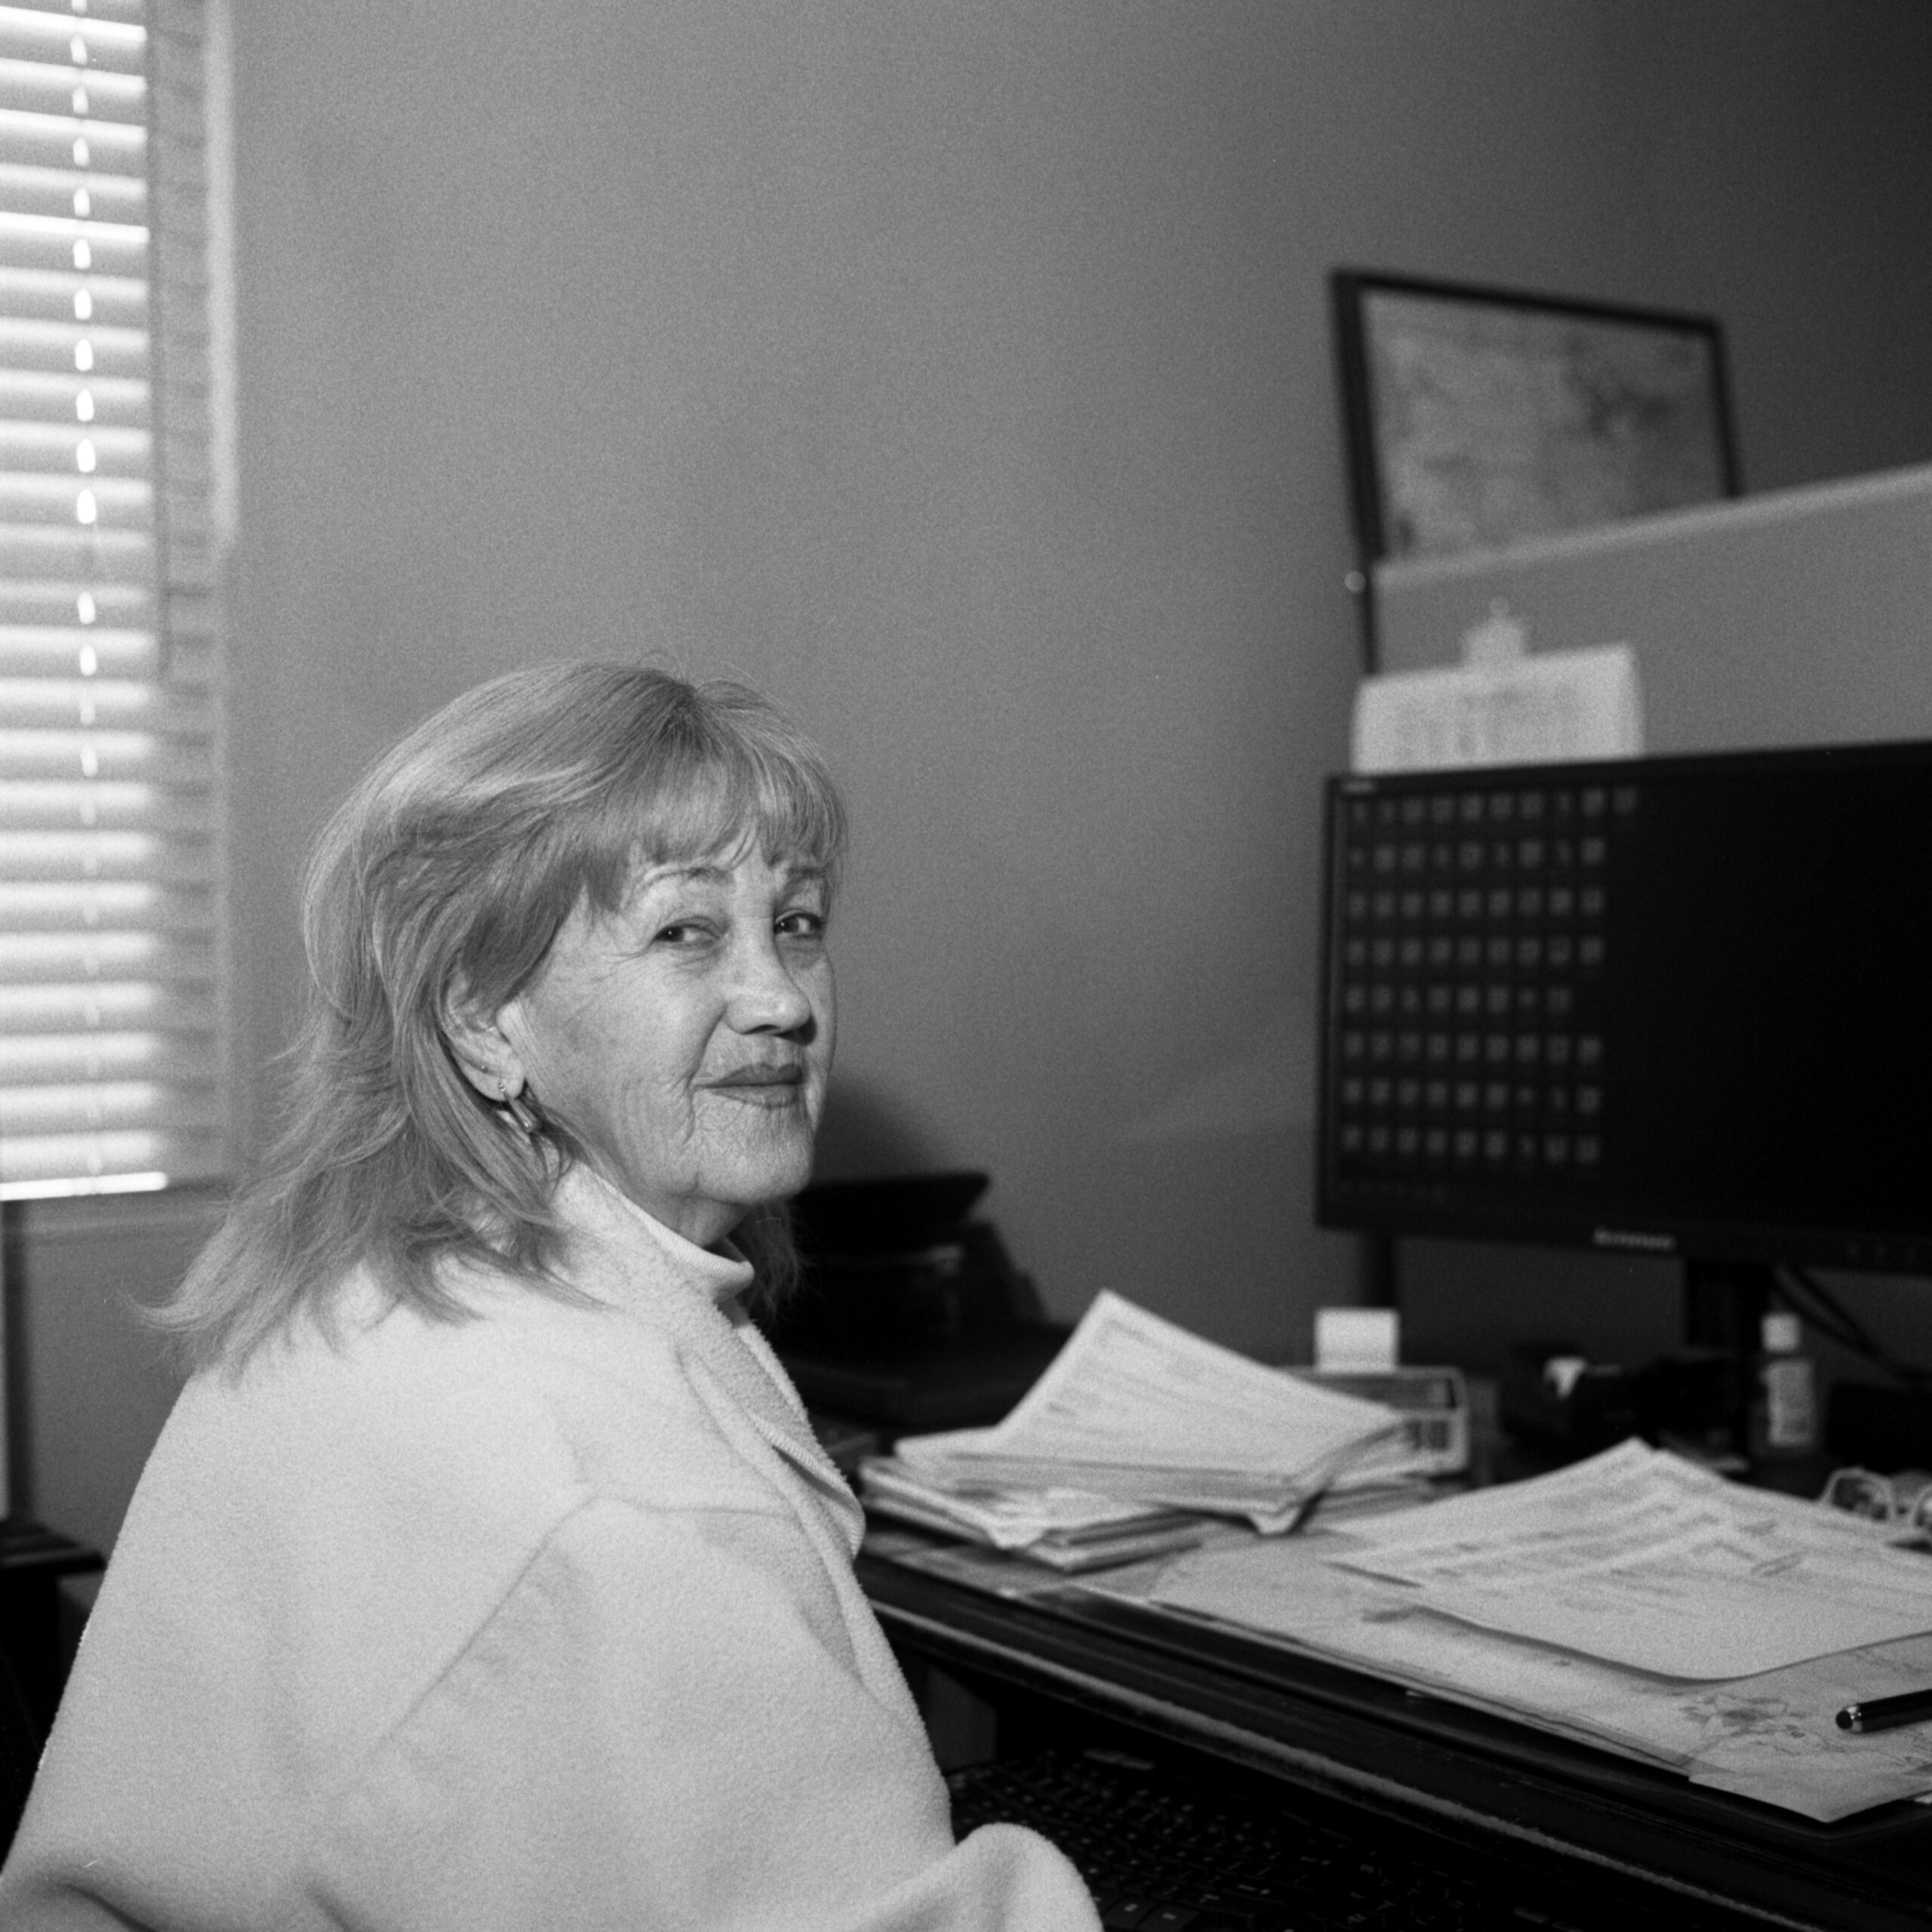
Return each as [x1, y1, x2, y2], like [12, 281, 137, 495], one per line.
[589, 729, 844, 906]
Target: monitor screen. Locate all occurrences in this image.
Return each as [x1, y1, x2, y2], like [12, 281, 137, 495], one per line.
[1315, 740, 1932, 1275]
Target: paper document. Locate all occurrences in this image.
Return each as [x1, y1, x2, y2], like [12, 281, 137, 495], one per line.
[1350, 642, 1641, 773]
[1327, 1439, 1932, 1678]
[859, 1462, 1178, 1546]
[857, 1456, 1206, 1571]
[892, 1291, 1398, 1530]
[1127, 1531, 1932, 1821]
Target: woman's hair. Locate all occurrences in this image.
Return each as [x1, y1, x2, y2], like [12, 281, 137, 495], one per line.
[157, 662, 847, 1374]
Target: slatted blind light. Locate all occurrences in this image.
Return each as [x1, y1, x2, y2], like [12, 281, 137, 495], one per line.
[0, 0, 226, 1199]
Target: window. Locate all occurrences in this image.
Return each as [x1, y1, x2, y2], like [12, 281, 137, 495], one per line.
[0, 0, 227, 1199]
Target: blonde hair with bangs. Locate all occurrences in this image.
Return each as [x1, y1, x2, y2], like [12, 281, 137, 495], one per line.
[157, 663, 846, 1374]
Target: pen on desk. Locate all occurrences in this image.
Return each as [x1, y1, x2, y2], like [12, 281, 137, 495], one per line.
[1835, 1688, 1932, 1734]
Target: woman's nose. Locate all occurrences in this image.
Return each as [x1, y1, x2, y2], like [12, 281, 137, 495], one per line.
[726, 934, 815, 1035]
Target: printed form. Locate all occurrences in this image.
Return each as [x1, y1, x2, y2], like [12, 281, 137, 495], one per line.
[1325, 1439, 1932, 1678]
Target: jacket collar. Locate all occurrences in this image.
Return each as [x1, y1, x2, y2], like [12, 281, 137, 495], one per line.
[553, 1168, 863, 1550]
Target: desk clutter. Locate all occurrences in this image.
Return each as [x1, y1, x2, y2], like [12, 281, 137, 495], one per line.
[851, 1278, 1932, 1825]
[870, 1431, 1932, 1823]
[857, 1291, 1453, 1567]
[800, 1177, 1932, 1825]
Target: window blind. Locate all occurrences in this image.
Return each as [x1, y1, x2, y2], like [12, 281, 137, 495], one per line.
[0, 0, 226, 1199]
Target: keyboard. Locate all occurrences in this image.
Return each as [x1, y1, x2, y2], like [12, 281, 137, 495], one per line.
[948, 1744, 1606, 1930]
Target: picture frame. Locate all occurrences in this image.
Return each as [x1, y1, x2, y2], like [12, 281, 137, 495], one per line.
[1331, 270, 1740, 659]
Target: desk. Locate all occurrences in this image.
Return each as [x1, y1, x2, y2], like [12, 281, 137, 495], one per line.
[860, 1548, 1932, 1932]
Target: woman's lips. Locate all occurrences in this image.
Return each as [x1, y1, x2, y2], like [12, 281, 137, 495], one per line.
[704, 1066, 805, 1103]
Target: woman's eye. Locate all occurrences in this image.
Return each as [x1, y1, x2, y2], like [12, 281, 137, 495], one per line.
[777, 909, 826, 941]
[654, 921, 709, 946]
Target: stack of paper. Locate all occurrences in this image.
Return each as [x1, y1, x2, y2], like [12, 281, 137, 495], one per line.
[858, 1458, 1208, 1573]
[877, 1291, 1401, 1534]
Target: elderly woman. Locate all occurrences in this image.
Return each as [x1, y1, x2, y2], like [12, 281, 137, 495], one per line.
[0, 665, 1097, 1930]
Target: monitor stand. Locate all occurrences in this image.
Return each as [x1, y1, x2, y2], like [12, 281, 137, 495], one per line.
[1683, 1257, 1774, 1358]
[1683, 1257, 1780, 1460]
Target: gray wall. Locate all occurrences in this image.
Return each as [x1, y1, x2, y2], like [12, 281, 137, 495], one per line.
[11, 0, 1932, 1557]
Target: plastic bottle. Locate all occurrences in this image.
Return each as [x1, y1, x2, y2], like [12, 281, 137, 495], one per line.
[1748, 1311, 1819, 1462]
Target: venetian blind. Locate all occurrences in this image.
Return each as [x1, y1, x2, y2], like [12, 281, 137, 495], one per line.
[0, 0, 226, 1199]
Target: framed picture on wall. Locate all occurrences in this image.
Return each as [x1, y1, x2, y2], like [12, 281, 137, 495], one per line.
[1331, 271, 1741, 649]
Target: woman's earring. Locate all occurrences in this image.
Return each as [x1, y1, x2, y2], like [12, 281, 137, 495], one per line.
[498, 1079, 541, 1137]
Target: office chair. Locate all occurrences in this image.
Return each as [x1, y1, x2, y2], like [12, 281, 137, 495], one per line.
[0, 1647, 42, 1861]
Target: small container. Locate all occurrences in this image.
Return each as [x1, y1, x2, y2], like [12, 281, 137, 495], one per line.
[1748, 1311, 1819, 1461]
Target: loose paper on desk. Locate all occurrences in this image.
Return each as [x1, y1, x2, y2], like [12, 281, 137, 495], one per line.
[891, 1290, 1399, 1530]
[1350, 641, 1641, 774]
[1326, 1438, 1932, 1678]
[1124, 1527, 1932, 1821]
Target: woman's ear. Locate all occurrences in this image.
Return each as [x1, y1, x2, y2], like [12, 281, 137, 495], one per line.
[441, 982, 527, 1101]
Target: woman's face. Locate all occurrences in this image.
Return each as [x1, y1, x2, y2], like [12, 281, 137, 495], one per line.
[488, 849, 835, 1248]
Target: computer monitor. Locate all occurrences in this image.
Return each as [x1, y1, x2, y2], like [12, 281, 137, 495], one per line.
[1315, 741, 1932, 1306]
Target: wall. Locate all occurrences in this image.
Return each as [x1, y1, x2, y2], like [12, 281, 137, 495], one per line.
[11, 0, 1932, 1555]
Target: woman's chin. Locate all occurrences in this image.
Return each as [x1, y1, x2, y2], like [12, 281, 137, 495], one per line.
[714, 1136, 819, 1214]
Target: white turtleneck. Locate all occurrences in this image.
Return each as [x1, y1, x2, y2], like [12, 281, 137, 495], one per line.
[0, 1170, 1097, 1932]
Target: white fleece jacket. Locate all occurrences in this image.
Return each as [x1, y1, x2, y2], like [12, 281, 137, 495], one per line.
[0, 1171, 1097, 1930]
